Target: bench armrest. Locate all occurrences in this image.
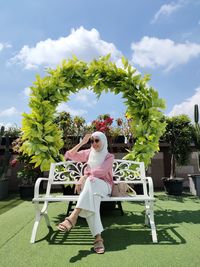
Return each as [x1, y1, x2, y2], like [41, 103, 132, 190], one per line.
[34, 178, 49, 198]
[145, 176, 154, 197]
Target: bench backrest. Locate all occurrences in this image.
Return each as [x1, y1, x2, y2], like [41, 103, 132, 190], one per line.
[49, 159, 146, 182]
[47, 159, 147, 193]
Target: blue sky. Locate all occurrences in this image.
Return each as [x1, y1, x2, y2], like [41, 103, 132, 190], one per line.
[1, 0, 200, 128]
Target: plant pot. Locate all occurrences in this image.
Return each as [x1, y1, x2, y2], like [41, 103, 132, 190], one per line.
[19, 185, 34, 199]
[0, 179, 9, 200]
[188, 174, 200, 197]
[162, 177, 184, 196]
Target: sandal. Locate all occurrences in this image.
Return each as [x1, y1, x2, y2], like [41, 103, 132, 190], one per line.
[93, 239, 105, 254]
[57, 217, 76, 232]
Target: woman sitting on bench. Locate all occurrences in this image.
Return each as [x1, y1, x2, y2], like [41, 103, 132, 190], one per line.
[58, 131, 114, 254]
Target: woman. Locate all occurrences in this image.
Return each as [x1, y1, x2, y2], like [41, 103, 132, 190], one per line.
[58, 131, 114, 254]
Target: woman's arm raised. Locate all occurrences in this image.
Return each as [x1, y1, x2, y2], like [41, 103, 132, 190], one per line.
[68, 133, 91, 154]
[64, 133, 92, 162]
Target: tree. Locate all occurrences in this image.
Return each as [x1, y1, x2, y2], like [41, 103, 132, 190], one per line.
[162, 115, 193, 179]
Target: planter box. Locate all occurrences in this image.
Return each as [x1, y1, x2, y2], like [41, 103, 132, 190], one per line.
[162, 177, 184, 196]
[188, 174, 200, 197]
[0, 179, 9, 200]
[19, 185, 34, 199]
[115, 135, 125, 143]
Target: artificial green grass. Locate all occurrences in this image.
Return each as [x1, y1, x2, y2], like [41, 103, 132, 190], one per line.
[0, 194, 23, 215]
[0, 192, 200, 267]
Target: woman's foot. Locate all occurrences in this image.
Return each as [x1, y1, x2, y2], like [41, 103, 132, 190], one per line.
[57, 216, 77, 232]
[93, 238, 105, 254]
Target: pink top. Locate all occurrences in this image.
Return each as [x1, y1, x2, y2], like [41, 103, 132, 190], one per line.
[64, 149, 114, 186]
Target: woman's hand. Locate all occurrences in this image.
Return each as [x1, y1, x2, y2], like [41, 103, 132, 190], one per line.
[74, 184, 82, 194]
[74, 176, 87, 194]
[81, 133, 92, 145]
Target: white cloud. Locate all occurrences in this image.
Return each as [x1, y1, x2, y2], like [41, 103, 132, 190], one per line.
[0, 42, 12, 52]
[168, 86, 200, 119]
[0, 107, 19, 117]
[56, 103, 87, 116]
[10, 27, 122, 69]
[152, 0, 185, 23]
[4, 43, 12, 49]
[23, 87, 31, 97]
[74, 89, 97, 107]
[131, 36, 200, 71]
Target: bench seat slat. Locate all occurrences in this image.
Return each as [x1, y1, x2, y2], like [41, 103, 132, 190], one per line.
[33, 195, 155, 202]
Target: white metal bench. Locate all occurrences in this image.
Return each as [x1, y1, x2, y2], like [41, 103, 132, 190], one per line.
[30, 159, 158, 244]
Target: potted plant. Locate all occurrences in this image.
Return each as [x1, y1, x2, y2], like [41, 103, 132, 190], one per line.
[115, 116, 134, 144]
[11, 137, 42, 199]
[109, 126, 123, 143]
[161, 115, 193, 196]
[17, 165, 40, 199]
[4, 125, 21, 140]
[54, 112, 87, 151]
[0, 126, 12, 199]
[188, 104, 200, 196]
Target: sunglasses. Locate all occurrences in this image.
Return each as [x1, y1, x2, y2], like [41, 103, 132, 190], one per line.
[90, 138, 100, 144]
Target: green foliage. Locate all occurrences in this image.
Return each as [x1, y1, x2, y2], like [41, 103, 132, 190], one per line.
[162, 114, 193, 178]
[54, 111, 87, 150]
[21, 55, 166, 171]
[11, 137, 42, 185]
[0, 126, 12, 180]
[4, 125, 21, 137]
[192, 104, 200, 171]
[193, 104, 200, 148]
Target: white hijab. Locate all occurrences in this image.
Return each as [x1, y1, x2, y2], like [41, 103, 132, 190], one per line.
[87, 131, 108, 169]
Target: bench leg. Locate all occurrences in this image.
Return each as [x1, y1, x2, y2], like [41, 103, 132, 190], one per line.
[144, 201, 150, 226]
[145, 201, 158, 243]
[117, 201, 124, 216]
[30, 202, 50, 244]
[66, 201, 75, 216]
[44, 212, 51, 227]
[149, 211, 158, 243]
[145, 211, 150, 226]
[41, 203, 51, 227]
[30, 211, 41, 244]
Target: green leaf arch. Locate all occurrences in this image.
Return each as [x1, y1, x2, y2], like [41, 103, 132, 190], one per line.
[21, 55, 166, 171]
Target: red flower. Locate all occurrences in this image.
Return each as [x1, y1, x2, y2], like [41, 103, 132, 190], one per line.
[105, 117, 113, 125]
[99, 126, 107, 132]
[92, 114, 114, 133]
[10, 158, 19, 167]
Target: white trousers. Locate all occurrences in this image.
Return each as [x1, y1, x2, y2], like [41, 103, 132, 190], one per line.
[75, 177, 111, 237]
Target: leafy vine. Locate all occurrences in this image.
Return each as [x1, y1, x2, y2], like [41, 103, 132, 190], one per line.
[21, 55, 166, 171]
